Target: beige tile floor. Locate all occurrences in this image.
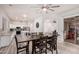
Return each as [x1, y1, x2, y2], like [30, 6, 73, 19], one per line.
[0, 41, 79, 54]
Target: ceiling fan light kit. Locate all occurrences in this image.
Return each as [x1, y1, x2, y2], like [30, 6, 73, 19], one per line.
[41, 4, 60, 12]
[42, 7, 47, 11]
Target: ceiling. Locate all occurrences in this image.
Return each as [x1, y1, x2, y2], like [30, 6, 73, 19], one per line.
[0, 4, 79, 21]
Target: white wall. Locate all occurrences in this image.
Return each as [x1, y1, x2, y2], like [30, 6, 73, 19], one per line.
[56, 15, 64, 42]
[43, 14, 57, 33]
[34, 16, 43, 32]
[0, 8, 10, 33]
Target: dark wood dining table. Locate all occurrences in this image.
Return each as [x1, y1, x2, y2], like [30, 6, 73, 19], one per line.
[16, 32, 59, 53]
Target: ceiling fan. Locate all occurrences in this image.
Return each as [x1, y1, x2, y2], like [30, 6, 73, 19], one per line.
[41, 4, 60, 12]
[8, 4, 60, 12]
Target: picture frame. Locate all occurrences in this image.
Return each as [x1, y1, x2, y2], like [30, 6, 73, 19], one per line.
[36, 22, 39, 28]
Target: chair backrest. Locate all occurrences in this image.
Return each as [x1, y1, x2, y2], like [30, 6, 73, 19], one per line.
[52, 34, 57, 45]
[31, 32, 37, 38]
[15, 35, 18, 48]
[39, 32, 43, 37]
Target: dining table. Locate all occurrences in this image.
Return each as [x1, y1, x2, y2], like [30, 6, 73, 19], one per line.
[16, 33, 55, 54]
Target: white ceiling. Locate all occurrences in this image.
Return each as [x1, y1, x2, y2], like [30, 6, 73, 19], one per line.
[0, 4, 79, 21]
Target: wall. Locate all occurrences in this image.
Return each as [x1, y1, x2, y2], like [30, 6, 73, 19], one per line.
[56, 15, 64, 42]
[34, 16, 43, 32]
[0, 8, 10, 33]
[43, 14, 57, 33]
[60, 8, 79, 18]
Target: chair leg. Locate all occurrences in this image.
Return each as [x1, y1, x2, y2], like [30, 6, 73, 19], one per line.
[32, 41, 35, 54]
[45, 45, 47, 54]
[45, 48, 47, 54]
[35, 49, 36, 54]
[26, 42, 29, 54]
[56, 49, 58, 54]
[32, 48, 34, 54]
[56, 45, 58, 54]
[17, 49, 19, 54]
[26, 48, 27, 54]
[45, 43, 47, 54]
[26, 48, 29, 54]
[33, 46, 36, 54]
[17, 51, 19, 54]
[32, 50, 34, 54]
[32, 47, 36, 54]
[56, 43, 58, 54]
[51, 47, 53, 54]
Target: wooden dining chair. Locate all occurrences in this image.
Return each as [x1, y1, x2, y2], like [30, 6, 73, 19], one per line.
[32, 36, 47, 54]
[15, 35, 29, 54]
[53, 35, 58, 54]
[47, 35, 58, 54]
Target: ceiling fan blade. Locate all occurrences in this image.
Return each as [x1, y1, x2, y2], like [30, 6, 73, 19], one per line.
[48, 8, 54, 11]
[51, 5, 60, 8]
[9, 4, 13, 6]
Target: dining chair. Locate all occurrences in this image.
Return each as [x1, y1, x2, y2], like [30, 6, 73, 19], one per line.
[53, 34, 58, 54]
[15, 35, 29, 54]
[47, 35, 58, 54]
[32, 36, 47, 54]
[53, 30, 58, 54]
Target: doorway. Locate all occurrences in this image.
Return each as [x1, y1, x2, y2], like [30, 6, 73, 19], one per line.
[64, 16, 79, 44]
